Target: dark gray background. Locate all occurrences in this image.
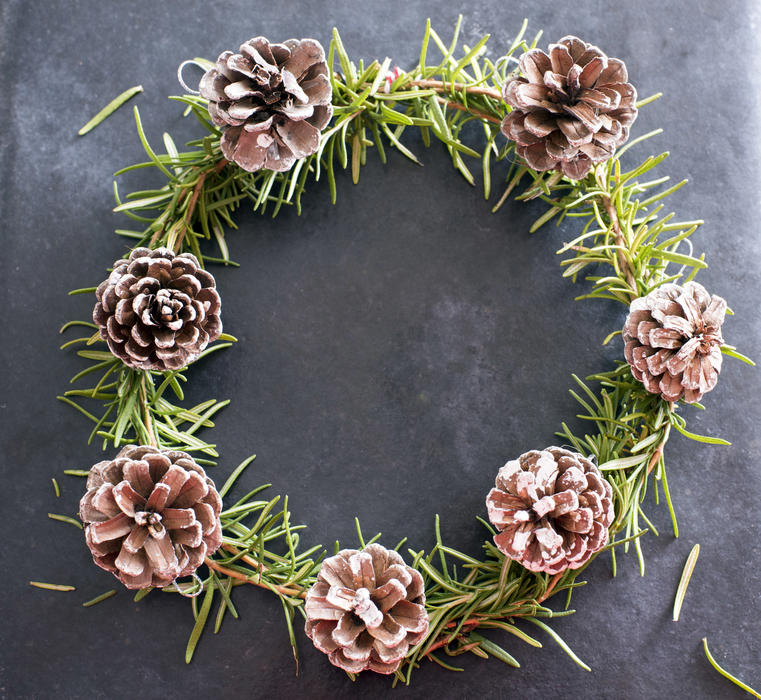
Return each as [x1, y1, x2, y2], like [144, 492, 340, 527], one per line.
[1, 0, 760, 698]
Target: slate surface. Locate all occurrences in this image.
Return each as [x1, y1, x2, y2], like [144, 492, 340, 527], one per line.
[1, 0, 760, 698]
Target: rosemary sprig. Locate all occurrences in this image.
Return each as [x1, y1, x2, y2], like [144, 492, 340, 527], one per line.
[57, 326, 236, 458]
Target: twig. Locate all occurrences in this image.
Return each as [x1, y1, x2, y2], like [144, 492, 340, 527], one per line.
[173, 172, 207, 254]
[600, 191, 637, 298]
[537, 572, 563, 603]
[204, 557, 305, 598]
[222, 543, 272, 575]
[647, 442, 665, 474]
[435, 96, 502, 125]
[408, 79, 502, 101]
[424, 587, 557, 660]
[221, 543, 308, 597]
[151, 158, 228, 251]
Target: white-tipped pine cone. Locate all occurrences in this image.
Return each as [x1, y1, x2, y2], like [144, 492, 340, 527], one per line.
[501, 36, 637, 179]
[79, 445, 223, 589]
[93, 247, 222, 372]
[304, 544, 429, 674]
[486, 447, 614, 574]
[623, 281, 726, 403]
[199, 36, 333, 172]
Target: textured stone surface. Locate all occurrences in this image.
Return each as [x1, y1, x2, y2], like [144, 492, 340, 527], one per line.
[1, 0, 760, 697]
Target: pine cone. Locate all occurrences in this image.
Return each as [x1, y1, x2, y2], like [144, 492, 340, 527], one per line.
[199, 37, 333, 172]
[79, 445, 223, 589]
[93, 247, 222, 372]
[501, 36, 637, 179]
[304, 544, 429, 674]
[486, 447, 614, 574]
[623, 281, 726, 403]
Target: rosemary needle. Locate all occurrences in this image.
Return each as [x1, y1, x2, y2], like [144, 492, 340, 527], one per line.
[673, 543, 700, 621]
[48, 513, 83, 529]
[78, 85, 143, 136]
[30, 581, 75, 592]
[702, 638, 761, 698]
[82, 590, 117, 607]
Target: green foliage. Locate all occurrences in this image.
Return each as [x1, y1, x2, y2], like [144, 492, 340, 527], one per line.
[393, 516, 589, 681]
[108, 17, 535, 265]
[139, 457, 324, 665]
[58, 320, 236, 459]
[520, 137, 706, 305]
[54, 14, 754, 679]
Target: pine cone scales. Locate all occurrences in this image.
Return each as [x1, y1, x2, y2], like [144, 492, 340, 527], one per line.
[93, 247, 221, 372]
[486, 447, 614, 574]
[79, 445, 223, 589]
[501, 36, 637, 179]
[623, 281, 726, 403]
[199, 37, 333, 172]
[304, 544, 429, 674]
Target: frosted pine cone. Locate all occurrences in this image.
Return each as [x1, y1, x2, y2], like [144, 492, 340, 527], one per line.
[79, 445, 223, 589]
[623, 281, 726, 403]
[486, 447, 614, 574]
[304, 544, 429, 674]
[501, 36, 637, 179]
[93, 247, 222, 372]
[199, 37, 333, 172]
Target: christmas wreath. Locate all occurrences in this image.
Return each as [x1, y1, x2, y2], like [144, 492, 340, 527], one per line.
[47, 17, 757, 692]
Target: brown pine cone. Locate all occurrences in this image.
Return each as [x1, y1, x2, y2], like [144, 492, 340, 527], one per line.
[304, 544, 429, 674]
[486, 447, 614, 574]
[199, 37, 333, 172]
[93, 247, 222, 372]
[501, 36, 637, 179]
[623, 281, 726, 403]
[79, 445, 223, 589]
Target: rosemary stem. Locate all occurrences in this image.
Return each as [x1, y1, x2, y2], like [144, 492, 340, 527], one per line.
[435, 96, 502, 124]
[221, 544, 308, 594]
[173, 172, 207, 254]
[537, 572, 563, 603]
[600, 190, 637, 298]
[407, 78, 502, 101]
[140, 374, 159, 448]
[204, 557, 305, 598]
[222, 543, 269, 572]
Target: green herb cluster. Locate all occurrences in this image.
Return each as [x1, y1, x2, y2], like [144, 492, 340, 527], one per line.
[58, 318, 235, 457]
